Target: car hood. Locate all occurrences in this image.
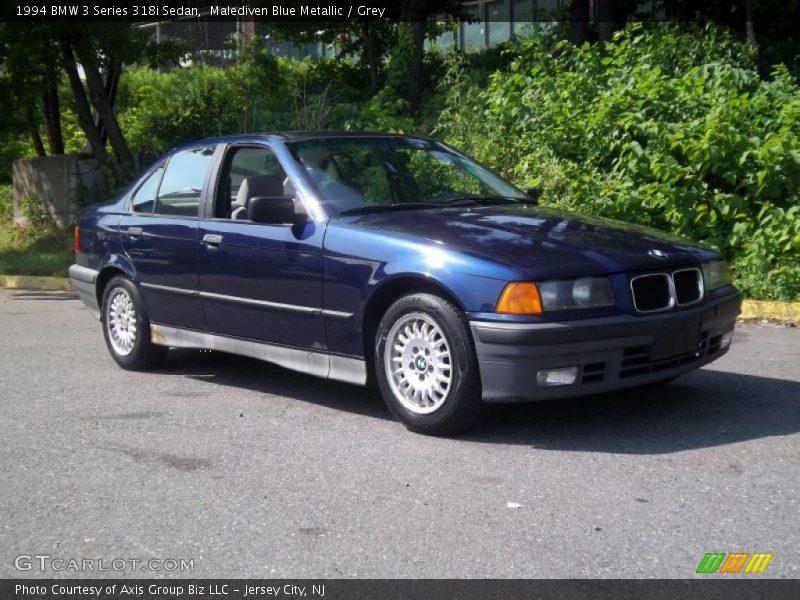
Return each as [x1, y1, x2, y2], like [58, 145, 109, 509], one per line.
[342, 204, 716, 279]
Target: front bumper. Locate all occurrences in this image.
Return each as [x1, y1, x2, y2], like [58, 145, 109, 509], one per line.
[470, 291, 740, 402]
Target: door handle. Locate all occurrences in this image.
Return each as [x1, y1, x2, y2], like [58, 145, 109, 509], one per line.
[127, 226, 143, 237]
[202, 234, 223, 246]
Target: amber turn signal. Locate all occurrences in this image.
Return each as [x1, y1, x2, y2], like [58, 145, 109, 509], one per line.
[496, 282, 542, 315]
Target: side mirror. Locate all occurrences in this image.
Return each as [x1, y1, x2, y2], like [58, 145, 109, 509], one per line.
[248, 196, 308, 226]
[524, 187, 541, 204]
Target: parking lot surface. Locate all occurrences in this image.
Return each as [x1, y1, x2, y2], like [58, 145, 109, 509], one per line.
[0, 287, 798, 578]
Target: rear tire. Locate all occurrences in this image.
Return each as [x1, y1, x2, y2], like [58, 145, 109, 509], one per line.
[374, 293, 486, 435]
[101, 276, 167, 371]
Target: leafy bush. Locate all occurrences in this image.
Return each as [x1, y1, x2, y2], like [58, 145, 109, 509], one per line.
[0, 221, 73, 277]
[441, 24, 800, 300]
[115, 50, 378, 163]
[0, 187, 72, 278]
[117, 64, 278, 163]
[0, 184, 12, 223]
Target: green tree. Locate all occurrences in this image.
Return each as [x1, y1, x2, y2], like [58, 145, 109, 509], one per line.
[399, 0, 465, 113]
[0, 24, 63, 156]
[1, 22, 180, 180]
[264, 16, 396, 92]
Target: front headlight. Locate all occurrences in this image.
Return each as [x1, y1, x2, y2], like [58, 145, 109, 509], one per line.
[538, 276, 615, 311]
[702, 260, 732, 290]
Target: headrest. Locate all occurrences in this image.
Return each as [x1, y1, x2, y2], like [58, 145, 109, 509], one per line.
[235, 174, 285, 207]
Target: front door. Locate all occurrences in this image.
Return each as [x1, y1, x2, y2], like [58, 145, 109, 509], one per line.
[196, 143, 326, 350]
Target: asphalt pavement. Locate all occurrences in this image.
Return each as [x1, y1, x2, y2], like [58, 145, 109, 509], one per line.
[0, 287, 798, 578]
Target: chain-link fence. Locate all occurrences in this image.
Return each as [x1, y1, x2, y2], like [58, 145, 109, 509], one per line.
[137, 20, 242, 66]
[137, 19, 335, 65]
[134, 0, 665, 65]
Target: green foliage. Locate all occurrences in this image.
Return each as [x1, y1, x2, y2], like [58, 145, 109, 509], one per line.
[0, 138, 34, 186]
[117, 61, 283, 163]
[355, 23, 416, 131]
[0, 188, 72, 277]
[0, 184, 12, 223]
[433, 50, 487, 159]
[115, 51, 382, 160]
[441, 24, 800, 300]
[0, 221, 73, 277]
[20, 193, 52, 229]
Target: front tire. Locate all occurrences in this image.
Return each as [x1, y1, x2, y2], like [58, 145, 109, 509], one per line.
[375, 293, 485, 435]
[101, 276, 167, 370]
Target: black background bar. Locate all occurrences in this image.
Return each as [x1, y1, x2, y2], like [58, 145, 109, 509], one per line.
[3, 579, 800, 600]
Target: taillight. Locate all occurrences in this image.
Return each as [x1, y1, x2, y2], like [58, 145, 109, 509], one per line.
[73, 226, 79, 255]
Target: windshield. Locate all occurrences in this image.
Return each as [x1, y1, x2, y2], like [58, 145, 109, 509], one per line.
[285, 137, 527, 215]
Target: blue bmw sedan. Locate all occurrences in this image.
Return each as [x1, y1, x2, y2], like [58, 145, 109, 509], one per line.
[69, 133, 740, 434]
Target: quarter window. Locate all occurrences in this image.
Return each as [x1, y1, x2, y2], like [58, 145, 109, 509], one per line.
[131, 166, 163, 214]
[155, 145, 216, 217]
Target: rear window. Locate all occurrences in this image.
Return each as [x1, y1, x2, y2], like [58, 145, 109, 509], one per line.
[154, 146, 216, 217]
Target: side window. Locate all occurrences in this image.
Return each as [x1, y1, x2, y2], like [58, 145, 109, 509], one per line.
[131, 166, 163, 214]
[155, 145, 216, 217]
[217, 146, 289, 219]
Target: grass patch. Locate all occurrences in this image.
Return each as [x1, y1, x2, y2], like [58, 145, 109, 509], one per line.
[0, 222, 73, 278]
[0, 183, 74, 278]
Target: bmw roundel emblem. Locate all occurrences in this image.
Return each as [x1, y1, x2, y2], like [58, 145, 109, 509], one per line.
[649, 248, 668, 259]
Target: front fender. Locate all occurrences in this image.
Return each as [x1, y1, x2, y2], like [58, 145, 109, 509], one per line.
[322, 221, 529, 357]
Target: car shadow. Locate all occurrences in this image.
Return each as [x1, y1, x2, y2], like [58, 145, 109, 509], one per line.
[154, 349, 800, 453]
[156, 349, 391, 421]
[458, 369, 800, 454]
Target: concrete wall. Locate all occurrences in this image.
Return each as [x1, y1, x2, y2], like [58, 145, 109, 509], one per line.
[12, 154, 104, 226]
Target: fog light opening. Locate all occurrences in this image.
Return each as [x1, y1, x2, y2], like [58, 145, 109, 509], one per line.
[536, 366, 579, 387]
[720, 331, 733, 348]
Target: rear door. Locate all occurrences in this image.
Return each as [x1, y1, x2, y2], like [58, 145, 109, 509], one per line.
[196, 143, 326, 349]
[120, 145, 217, 330]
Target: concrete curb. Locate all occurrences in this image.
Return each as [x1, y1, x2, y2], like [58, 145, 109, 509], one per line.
[0, 275, 74, 292]
[739, 300, 800, 321]
[0, 276, 798, 320]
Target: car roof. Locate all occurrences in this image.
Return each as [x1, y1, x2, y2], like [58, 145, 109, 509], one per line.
[174, 131, 435, 149]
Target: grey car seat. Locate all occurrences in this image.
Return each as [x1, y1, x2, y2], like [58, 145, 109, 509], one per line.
[231, 174, 285, 220]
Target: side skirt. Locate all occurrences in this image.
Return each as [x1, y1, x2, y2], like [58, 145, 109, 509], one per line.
[149, 323, 367, 386]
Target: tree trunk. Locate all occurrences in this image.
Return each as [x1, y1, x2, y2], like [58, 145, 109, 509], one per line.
[407, 20, 426, 114]
[568, 0, 590, 46]
[596, 0, 617, 43]
[59, 38, 108, 165]
[745, 0, 758, 51]
[71, 38, 134, 168]
[41, 60, 65, 155]
[361, 21, 379, 91]
[96, 67, 120, 147]
[26, 107, 47, 157]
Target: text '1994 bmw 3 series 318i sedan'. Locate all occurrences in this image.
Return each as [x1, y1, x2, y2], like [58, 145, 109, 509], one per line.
[70, 133, 740, 435]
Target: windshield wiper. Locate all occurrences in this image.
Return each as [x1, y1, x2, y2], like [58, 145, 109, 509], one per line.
[340, 202, 438, 216]
[439, 195, 523, 206]
[339, 196, 524, 216]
